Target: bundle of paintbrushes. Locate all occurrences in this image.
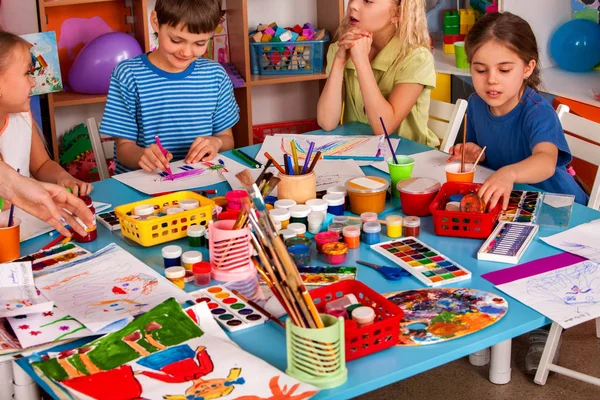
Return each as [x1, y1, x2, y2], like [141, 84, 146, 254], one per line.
[236, 169, 324, 329]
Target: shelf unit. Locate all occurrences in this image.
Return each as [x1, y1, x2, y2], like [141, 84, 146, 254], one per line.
[38, 0, 344, 160]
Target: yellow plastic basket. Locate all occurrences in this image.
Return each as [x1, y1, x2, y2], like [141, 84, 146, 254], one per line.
[114, 191, 214, 247]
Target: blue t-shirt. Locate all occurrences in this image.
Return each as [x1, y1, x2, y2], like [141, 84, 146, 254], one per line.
[467, 87, 588, 205]
[100, 54, 240, 173]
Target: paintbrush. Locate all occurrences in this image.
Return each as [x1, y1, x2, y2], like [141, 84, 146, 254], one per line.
[257, 172, 274, 192]
[471, 145, 486, 172]
[263, 152, 286, 174]
[301, 141, 315, 175]
[461, 114, 467, 173]
[380, 117, 398, 164]
[232, 289, 285, 328]
[255, 159, 273, 186]
[305, 151, 322, 174]
[261, 176, 280, 198]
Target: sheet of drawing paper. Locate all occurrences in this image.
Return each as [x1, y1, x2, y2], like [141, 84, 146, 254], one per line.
[0, 262, 53, 318]
[112, 155, 246, 195]
[369, 137, 400, 168]
[541, 219, 600, 263]
[496, 260, 600, 328]
[34, 244, 192, 332]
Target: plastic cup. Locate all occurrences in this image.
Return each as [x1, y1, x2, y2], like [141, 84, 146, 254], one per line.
[0, 216, 20, 263]
[454, 41, 469, 69]
[387, 156, 415, 197]
[445, 163, 475, 183]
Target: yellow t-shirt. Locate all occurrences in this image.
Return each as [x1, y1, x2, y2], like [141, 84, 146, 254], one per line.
[326, 36, 439, 147]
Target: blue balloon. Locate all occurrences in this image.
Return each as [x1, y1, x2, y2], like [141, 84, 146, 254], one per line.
[550, 19, 600, 72]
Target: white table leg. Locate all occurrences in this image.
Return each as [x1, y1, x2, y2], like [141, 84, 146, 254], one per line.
[469, 348, 490, 366]
[12, 360, 39, 400]
[489, 339, 512, 384]
[0, 361, 15, 400]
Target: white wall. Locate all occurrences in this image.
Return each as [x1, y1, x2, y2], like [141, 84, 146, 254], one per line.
[0, 0, 38, 34]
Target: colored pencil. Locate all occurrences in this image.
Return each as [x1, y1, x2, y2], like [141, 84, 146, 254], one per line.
[284, 154, 294, 176]
[232, 148, 261, 168]
[42, 234, 66, 250]
[471, 145, 486, 172]
[263, 152, 285, 174]
[7, 202, 15, 227]
[380, 117, 398, 164]
[150, 189, 216, 197]
[306, 151, 322, 174]
[232, 289, 285, 328]
[290, 141, 300, 175]
[154, 136, 173, 180]
[323, 155, 385, 161]
[301, 141, 315, 174]
[461, 114, 467, 173]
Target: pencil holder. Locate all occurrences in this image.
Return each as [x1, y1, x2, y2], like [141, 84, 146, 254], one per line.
[277, 171, 316, 204]
[286, 314, 348, 389]
[208, 220, 256, 281]
[0, 216, 20, 263]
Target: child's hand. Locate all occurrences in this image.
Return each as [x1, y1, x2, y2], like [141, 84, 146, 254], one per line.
[139, 144, 173, 172]
[185, 136, 223, 163]
[349, 32, 373, 63]
[447, 143, 484, 163]
[478, 166, 516, 210]
[336, 29, 370, 63]
[57, 176, 93, 197]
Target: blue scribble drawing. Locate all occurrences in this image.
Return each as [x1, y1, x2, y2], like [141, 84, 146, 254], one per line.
[559, 242, 600, 263]
[527, 261, 600, 306]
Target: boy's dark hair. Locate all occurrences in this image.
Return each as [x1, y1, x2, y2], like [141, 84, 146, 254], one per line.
[465, 12, 541, 92]
[155, 0, 222, 34]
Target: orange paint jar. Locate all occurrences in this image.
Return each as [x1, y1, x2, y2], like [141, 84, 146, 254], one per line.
[345, 176, 390, 215]
[342, 225, 360, 249]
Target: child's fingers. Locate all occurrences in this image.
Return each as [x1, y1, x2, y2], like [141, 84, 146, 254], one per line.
[70, 183, 80, 197]
[186, 139, 208, 163]
[191, 144, 212, 163]
[487, 190, 503, 211]
[138, 159, 155, 172]
[151, 146, 170, 170]
[201, 148, 216, 161]
[166, 152, 173, 162]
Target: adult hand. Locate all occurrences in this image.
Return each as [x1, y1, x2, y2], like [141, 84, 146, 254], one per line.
[478, 166, 516, 210]
[139, 144, 173, 172]
[447, 142, 484, 164]
[185, 136, 223, 163]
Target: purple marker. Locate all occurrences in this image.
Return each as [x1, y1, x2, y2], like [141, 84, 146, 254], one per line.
[301, 141, 315, 175]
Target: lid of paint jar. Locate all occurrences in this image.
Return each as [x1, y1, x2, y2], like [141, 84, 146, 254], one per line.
[187, 225, 206, 237]
[274, 199, 296, 209]
[333, 215, 349, 225]
[327, 185, 347, 196]
[352, 306, 375, 323]
[134, 204, 155, 216]
[180, 199, 200, 210]
[289, 205, 311, 218]
[342, 225, 360, 237]
[280, 228, 296, 240]
[322, 241, 348, 255]
[182, 250, 203, 264]
[315, 231, 340, 243]
[396, 177, 441, 195]
[386, 215, 403, 226]
[305, 198, 329, 211]
[362, 221, 382, 233]
[345, 176, 390, 194]
[193, 261, 212, 274]
[165, 266, 185, 279]
[327, 223, 344, 233]
[360, 212, 378, 223]
[166, 207, 184, 215]
[307, 211, 325, 223]
[162, 245, 182, 258]
[403, 216, 421, 227]
[449, 193, 464, 203]
[322, 193, 345, 206]
[269, 208, 291, 221]
[287, 223, 307, 235]
[285, 236, 312, 247]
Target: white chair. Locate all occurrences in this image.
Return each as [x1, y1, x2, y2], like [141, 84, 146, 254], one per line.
[427, 98, 468, 153]
[86, 117, 111, 181]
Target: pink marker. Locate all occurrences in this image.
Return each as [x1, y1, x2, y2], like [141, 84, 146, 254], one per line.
[154, 135, 173, 180]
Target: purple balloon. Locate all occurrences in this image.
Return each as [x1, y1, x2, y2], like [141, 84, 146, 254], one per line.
[68, 32, 143, 94]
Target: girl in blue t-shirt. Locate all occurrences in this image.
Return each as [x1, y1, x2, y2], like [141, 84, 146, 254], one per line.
[447, 12, 588, 209]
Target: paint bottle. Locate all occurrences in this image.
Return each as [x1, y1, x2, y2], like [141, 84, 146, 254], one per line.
[193, 261, 212, 287]
[327, 185, 349, 210]
[187, 225, 207, 248]
[280, 228, 296, 241]
[322, 242, 348, 265]
[287, 223, 306, 238]
[307, 211, 325, 234]
[225, 190, 248, 210]
[134, 204, 154, 217]
[323, 193, 345, 216]
[327, 223, 344, 237]
[285, 237, 312, 267]
[333, 215, 349, 226]
[342, 225, 360, 249]
[182, 250, 203, 271]
[165, 266, 185, 289]
[403, 216, 421, 238]
[162, 245, 182, 268]
[360, 212, 378, 224]
[362, 222, 381, 245]
[325, 293, 358, 314]
[274, 199, 297, 211]
[314, 231, 341, 253]
[272, 219, 282, 231]
[385, 215, 403, 238]
[166, 207, 184, 215]
[351, 306, 375, 328]
[289, 205, 311, 228]
[269, 208, 291, 229]
[72, 195, 97, 243]
[180, 199, 200, 211]
[305, 198, 329, 218]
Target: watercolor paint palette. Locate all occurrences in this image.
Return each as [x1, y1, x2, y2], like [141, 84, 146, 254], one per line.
[189, 286, 267, 332]
[96, 210, 121, 231]
[370, 237, 471, 287]
[297, 266, 357, 286]
[477, 222, 539, 264]
[14, 243, 91, 277]
[500, 190, 542, 224]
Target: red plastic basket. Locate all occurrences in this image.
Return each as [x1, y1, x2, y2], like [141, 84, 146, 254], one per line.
[252, 119, 320, 144]
[309, 280, 402, 361]
[429, 182, 501, 239]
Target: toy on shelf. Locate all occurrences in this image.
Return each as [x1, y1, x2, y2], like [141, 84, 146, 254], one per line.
[470, 0, 498, 14]
[221, 62, 244, 88]
[442, 9, 465, 54]
[572, 0, 600, 24]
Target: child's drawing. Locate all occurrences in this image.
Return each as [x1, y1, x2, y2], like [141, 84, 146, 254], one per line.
[280, 137, 374, 160]
[541, 219, 600, 263]
[0, 262, 54, 318]
[20, 32, 63, 95]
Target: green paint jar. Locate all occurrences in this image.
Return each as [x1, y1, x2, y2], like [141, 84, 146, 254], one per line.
[187, 225, 207, 248]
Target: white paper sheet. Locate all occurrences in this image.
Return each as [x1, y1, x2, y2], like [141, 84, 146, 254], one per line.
[0, 262, 53, 318]
[496, 260, 600, 328]
[112, 155, 246, 195]
[34, 244, 192, 332]
[369, 137, 401, 167]
[541, 219, 600, 263]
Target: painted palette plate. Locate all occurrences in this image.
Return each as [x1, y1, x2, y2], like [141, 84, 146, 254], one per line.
[500, 190, 542, 224]
[384, 288, 508, 346]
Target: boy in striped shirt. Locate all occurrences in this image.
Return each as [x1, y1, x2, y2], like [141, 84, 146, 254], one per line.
[100, 0, 239, 174]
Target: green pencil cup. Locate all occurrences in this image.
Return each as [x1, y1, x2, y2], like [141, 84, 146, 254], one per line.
[286, 314, 348, 389]
[387, 156, 415, 197]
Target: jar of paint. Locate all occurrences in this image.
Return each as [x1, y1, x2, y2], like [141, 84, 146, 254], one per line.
[403, 216, 421, 238]
[307, 212, 325, 234]
[166, 207, 184, 215]
[180, 199, 200, 211]
[314, 231, 341, 253]
[396, 177, 441, 217]
[165, 266, 185, 289]
[187, 225, 207, 248]
[385, 215, 403, 238]
[185, 270, 194, 284]
[305, 198, 328, 217]
[342, 225, 361, 249]
[351, 306, 375, 328]
[134, 204, 154, 217]
[327, 185, 349, 210]
[360, 212, 378, 224]
[322, 194, 345, 216]
[346, 218, 362, 230]
[269, 208, 291, 229]
[445, 201, 461, 212]
[346, 176, 390, 214]
[212, 196, 228, 209]
[274, 199, 296, 211]
[362, 222, 381, 245]
[289, 205, 311, 227]
[272, 219, 282, 231]
[73, 195, 97, 243]
[162, 245, 183, 268]
[333, 215, 349, 226]
[325, 293, 358, 314]
[327, 223, 344, 237]
[182, 250, 203, 271]
[322, 242, 348, 265]
[225, 190, 248, 210]
[193, 261, 212, 287]
[285, 237, 312, 266]
[280, 228, 296, 240]
[287, 223, 307, 238]
[277, 171, 317, 204]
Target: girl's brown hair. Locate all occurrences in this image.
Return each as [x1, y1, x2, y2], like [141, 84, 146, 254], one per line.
[465, 12, 541, 91]
[0, 31, 30, 74]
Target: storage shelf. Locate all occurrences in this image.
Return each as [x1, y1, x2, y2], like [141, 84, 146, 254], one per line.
[249, 73, 327, 87]
[44, 0, 120, 7]
[53, 91, 107, 107]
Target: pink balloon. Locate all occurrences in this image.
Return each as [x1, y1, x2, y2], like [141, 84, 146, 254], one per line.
[68, 32, 143, 94]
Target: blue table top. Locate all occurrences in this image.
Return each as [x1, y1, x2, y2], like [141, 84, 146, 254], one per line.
[20, 123, 600, 399]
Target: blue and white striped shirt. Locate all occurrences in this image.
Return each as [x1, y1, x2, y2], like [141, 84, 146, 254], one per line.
[100, 53, 240, 174]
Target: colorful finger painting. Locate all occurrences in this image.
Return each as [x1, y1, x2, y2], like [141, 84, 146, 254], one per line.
[296, 266, 357, 286]
[500, 190, 542, 224]
[384, 288, 508, 346]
